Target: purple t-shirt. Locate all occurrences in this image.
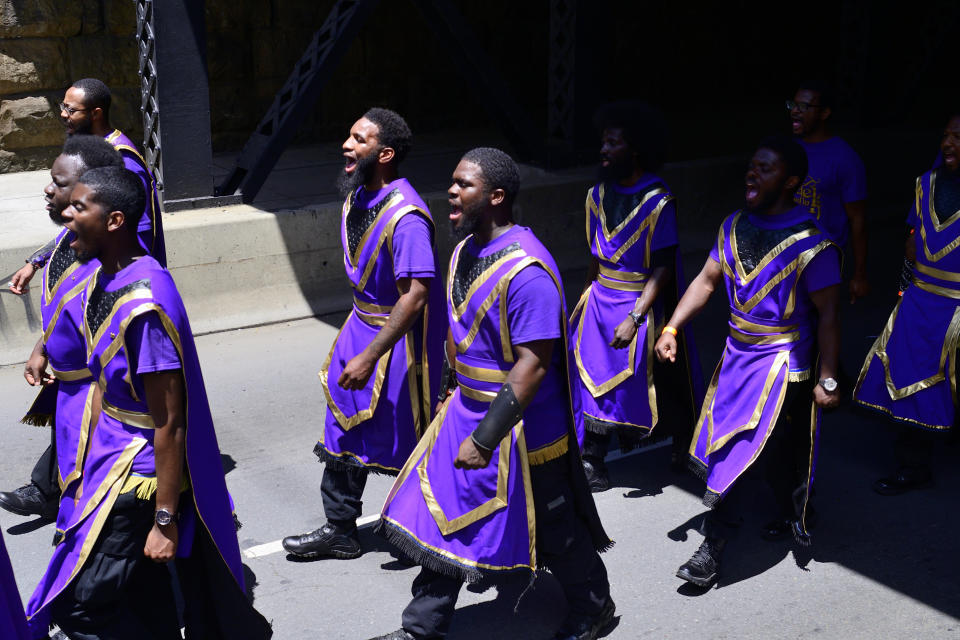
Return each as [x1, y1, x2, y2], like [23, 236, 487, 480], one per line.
[126, 311, 182, 401]
[506, 264, 562, 344]
[392, 213, 436, 279]
[795, 137, 867, 247]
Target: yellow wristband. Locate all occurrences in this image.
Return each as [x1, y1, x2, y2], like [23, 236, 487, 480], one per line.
[661, 325, 678, 337]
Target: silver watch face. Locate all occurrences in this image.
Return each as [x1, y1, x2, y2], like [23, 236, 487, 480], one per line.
[155, 508, 173, 526]
[820, 377, 838, 392]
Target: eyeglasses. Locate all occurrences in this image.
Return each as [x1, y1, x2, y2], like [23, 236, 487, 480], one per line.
[785, 100, 822, 113]
[59, 102, 89, 116]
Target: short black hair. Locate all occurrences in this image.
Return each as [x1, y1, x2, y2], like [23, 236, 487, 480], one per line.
[363, 107, 412, 164]
[62, 135, 122, 172]
[79, 166, 145, 230]
[795, 79, 835, 110]
[594, 100, 667, 172]
[71, 78, 112, 115]
[757, 135, 808, 194]
[461, 147, 521, 205]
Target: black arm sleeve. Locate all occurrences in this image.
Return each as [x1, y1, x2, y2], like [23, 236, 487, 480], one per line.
[436, 353, 458, 403]
[27, 237, 58, 267]
[649, 245, 677, 272]
[471, 383, 523, 451]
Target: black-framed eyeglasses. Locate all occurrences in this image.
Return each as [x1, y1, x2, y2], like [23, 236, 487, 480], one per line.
[59, 102, 89, 116]
[785, 100, 822, 113]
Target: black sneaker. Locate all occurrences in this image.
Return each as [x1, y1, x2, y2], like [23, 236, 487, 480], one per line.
[582, 459, 610, 493]
[281, 523, 361, 559]
[0, 483, 57, 520]
[553, 598, 616, 640]
[368, 630, 415, 640]
[676, 538, 723, 588]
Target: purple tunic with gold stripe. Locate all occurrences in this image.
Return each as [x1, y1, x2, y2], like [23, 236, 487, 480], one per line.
[26, 256, 268, 637]
[22, 229, 99, 496]
[691, 207, 840, 532]
[104, 129, 166, 266]
[569, 176, 704, 439]
[856, 169, 960, 430]
[378, 226, 599, 582]
[318, 178, 446, 474]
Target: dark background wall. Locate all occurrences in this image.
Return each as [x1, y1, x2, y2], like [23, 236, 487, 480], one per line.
[1, 0, 957, 181]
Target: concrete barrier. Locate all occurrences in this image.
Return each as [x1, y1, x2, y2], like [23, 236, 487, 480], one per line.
[0, 156, 745, 365]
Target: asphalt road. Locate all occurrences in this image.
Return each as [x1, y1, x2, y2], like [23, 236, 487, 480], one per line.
[2, 256, 960, 638]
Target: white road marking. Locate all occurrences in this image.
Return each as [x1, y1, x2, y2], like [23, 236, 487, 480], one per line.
[241, 441, 671, 560]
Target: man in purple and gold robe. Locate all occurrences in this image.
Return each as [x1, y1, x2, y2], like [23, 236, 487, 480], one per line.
[656, 136, 841, 588]
[26, 167, 271, 639]
[855, 113, 960, 494]
[371, 148, 612, 640]
[282, 108, 446, 560]
[0, 137, 122, 526]
[2, 77, 166, 521]
[571, 101, 704, 492]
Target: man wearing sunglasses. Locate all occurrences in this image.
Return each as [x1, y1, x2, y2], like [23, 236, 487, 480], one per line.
[788, 81, 869, 304]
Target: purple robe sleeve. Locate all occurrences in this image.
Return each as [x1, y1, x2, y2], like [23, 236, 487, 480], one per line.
[801, 246, 842, 294]
[839, 147, 867, 204]
[650, 199, 679, 252]
[119, 150, 154, 234]
[392, 213, 436, 280]
[125, 312, 182, 400]
[506, 265, 562, 344]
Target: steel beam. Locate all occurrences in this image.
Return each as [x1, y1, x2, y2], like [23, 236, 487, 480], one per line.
[216, 0, 381, 203]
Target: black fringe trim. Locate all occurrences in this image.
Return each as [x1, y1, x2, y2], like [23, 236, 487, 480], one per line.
[688, 456, 709, 482]
[702, 490, 720, 509]
[312, 442, 398, 477]
[584, 415, 617, 435]
[21, 413, 54, 427]
[374, 519, 485, 584]
[595, 538, 615, 554]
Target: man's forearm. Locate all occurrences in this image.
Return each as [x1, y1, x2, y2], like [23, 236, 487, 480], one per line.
[154, 422, 185, 513]
[634, 265, 671, 316]
[363, 290, 427, 361]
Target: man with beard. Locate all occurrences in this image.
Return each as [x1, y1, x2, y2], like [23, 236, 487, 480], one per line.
[855, 113, 960, 494]
[281, 108, 446, 559]
[8, 77, 164, 296]
[372, 148, 613, 640]
[570, 101, 704, 492]
[655, 136, 841, 588]
[26, 166, 272, 639]
[0, 136, 122, 523]
[788, 81, 868, 302]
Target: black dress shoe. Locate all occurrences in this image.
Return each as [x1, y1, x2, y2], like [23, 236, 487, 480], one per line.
[368, 630, 415, 640]
[0, 483, 57, 520]
[676, 538, 724, 588]
[873, 468, 933, 496]
[553, 597, 616, 640]
[281, 523, 361, 559]
[582, 459, 610, 493]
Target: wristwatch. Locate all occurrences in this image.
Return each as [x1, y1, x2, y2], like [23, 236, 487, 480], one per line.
[155, 507, 177, 527]
[628, 311, 643, 327]
[818, 377, 838, 393]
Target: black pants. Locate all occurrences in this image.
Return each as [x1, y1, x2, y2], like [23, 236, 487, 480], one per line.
[50, 491, 181, 640]
[701, 380, 813, 541]
[320, 464, 368, 528]
[400, 456, 610, 639]
[31, 428, 60, 500]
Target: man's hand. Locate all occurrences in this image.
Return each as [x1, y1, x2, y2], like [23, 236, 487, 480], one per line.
[338, 352, 377, 390]
[24, 345, 52, 387]
[849, 275, 870, 304]
[655, 333, 678, 363]
[813, 383, 840, 409]
[453, 435, 493, 470]
[610, 317, 638, 349]
[9, 264, 36, 294]
[144, 522, 178, 563]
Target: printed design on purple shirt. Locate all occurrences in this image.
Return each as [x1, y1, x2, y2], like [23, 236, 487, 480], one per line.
[345, 187, 402, 258]
[795, 175, 822, 218]
[690, 209, 838, 532]
[855, 169, 960, 431]
[44, 230, 81, 300]
[588, 184, 671, 263]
